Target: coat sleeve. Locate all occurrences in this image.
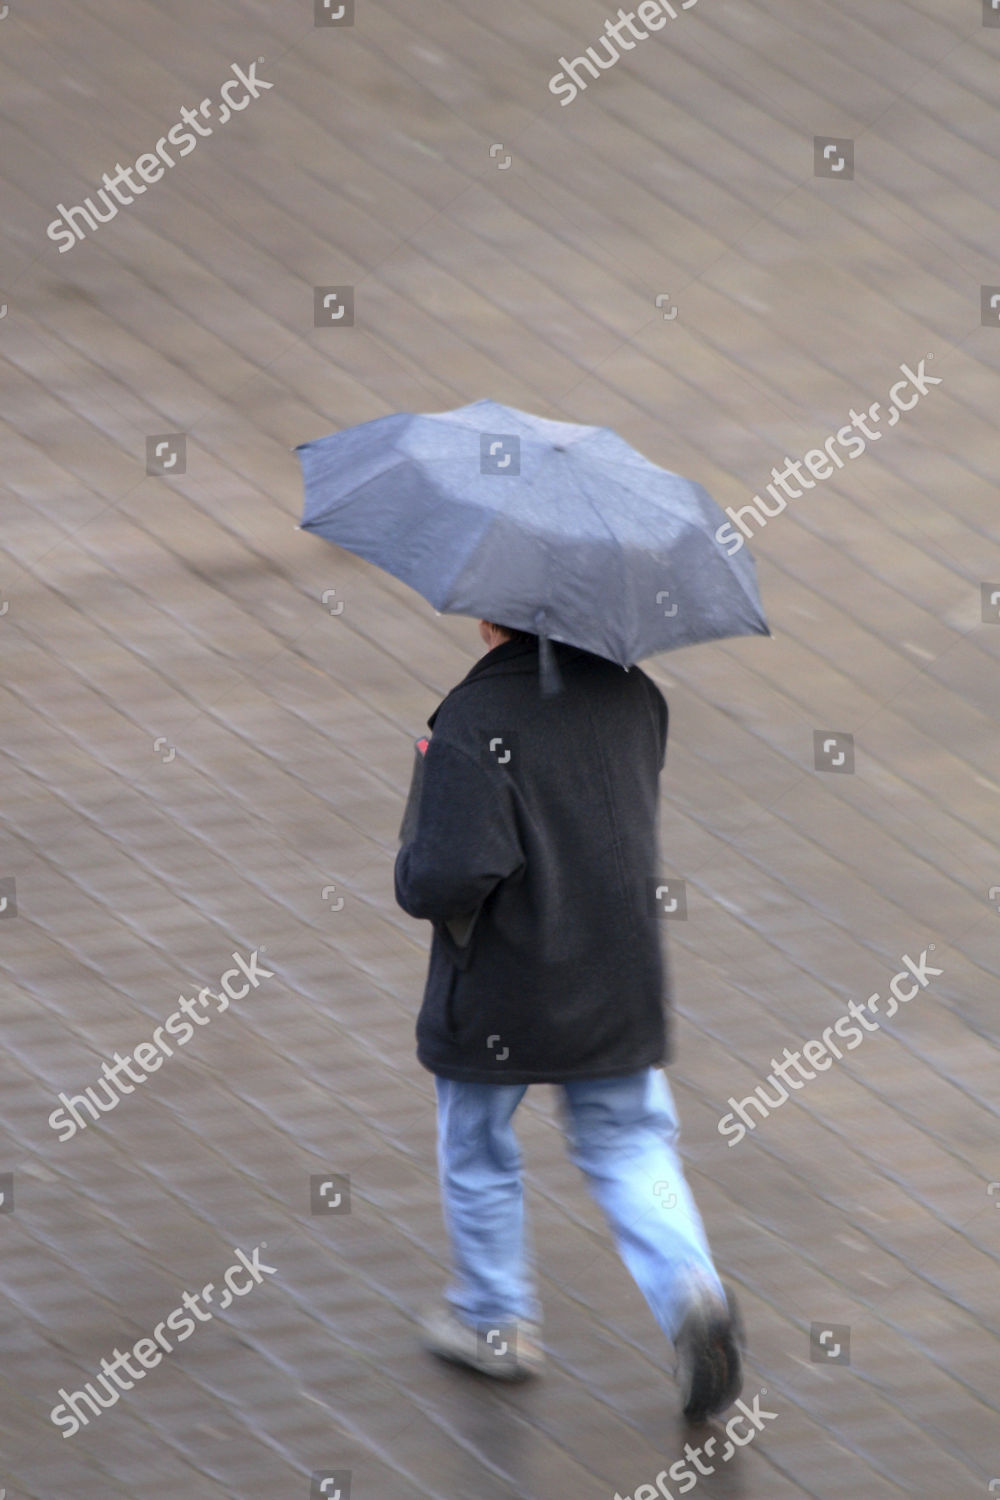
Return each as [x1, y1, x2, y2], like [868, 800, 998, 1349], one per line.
[394, 736, 525, 922]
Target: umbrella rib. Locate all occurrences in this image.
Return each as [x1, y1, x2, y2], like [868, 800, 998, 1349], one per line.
[300, 451, 412, 523]
[570, 459, 638, 647]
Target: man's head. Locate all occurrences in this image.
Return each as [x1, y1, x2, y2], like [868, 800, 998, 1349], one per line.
[478, 620, 538, 651]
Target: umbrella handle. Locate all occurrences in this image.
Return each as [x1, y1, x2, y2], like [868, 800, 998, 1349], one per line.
[533, 609, 564, 696]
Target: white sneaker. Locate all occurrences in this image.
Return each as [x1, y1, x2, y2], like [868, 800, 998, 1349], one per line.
[418, 1303, 544, 1381]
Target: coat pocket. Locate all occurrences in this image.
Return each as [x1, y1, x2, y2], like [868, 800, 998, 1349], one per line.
[442, 955, 461, 1038]
[435, 904, 484, 970]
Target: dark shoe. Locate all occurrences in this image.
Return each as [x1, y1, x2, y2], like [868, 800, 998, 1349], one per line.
[418, 1303, 544, 1381]
[674, 1283, 745, 1421]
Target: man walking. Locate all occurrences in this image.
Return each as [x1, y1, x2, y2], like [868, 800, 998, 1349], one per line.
[394, 620, 745, 1421]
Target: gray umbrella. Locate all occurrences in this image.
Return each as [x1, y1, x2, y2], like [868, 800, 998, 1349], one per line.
[295, 399, 769, 694]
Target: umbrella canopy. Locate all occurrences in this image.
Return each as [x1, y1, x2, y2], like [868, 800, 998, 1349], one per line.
[296, 399, 769, 693]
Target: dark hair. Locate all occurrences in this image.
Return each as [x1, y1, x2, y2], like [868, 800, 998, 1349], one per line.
[492, 623, 538, 646]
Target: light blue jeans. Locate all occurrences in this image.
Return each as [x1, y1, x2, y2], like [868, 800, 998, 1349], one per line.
[434, 1066, 724, 1343]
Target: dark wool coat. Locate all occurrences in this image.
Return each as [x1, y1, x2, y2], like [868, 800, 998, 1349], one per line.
[394, 635, 673, 1084]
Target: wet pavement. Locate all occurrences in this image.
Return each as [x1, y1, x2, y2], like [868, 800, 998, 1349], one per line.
[1, 0, 999, 1495]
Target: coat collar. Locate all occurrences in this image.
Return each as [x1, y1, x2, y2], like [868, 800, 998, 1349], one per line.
[426, 636, 590, 729]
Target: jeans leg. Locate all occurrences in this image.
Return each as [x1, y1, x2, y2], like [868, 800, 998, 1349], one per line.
[561, 1067, 724, 1342]
[434, 1076, 541, 1326]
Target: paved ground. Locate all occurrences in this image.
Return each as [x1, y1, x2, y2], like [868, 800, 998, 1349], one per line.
[2, 0, 1000, 1496]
